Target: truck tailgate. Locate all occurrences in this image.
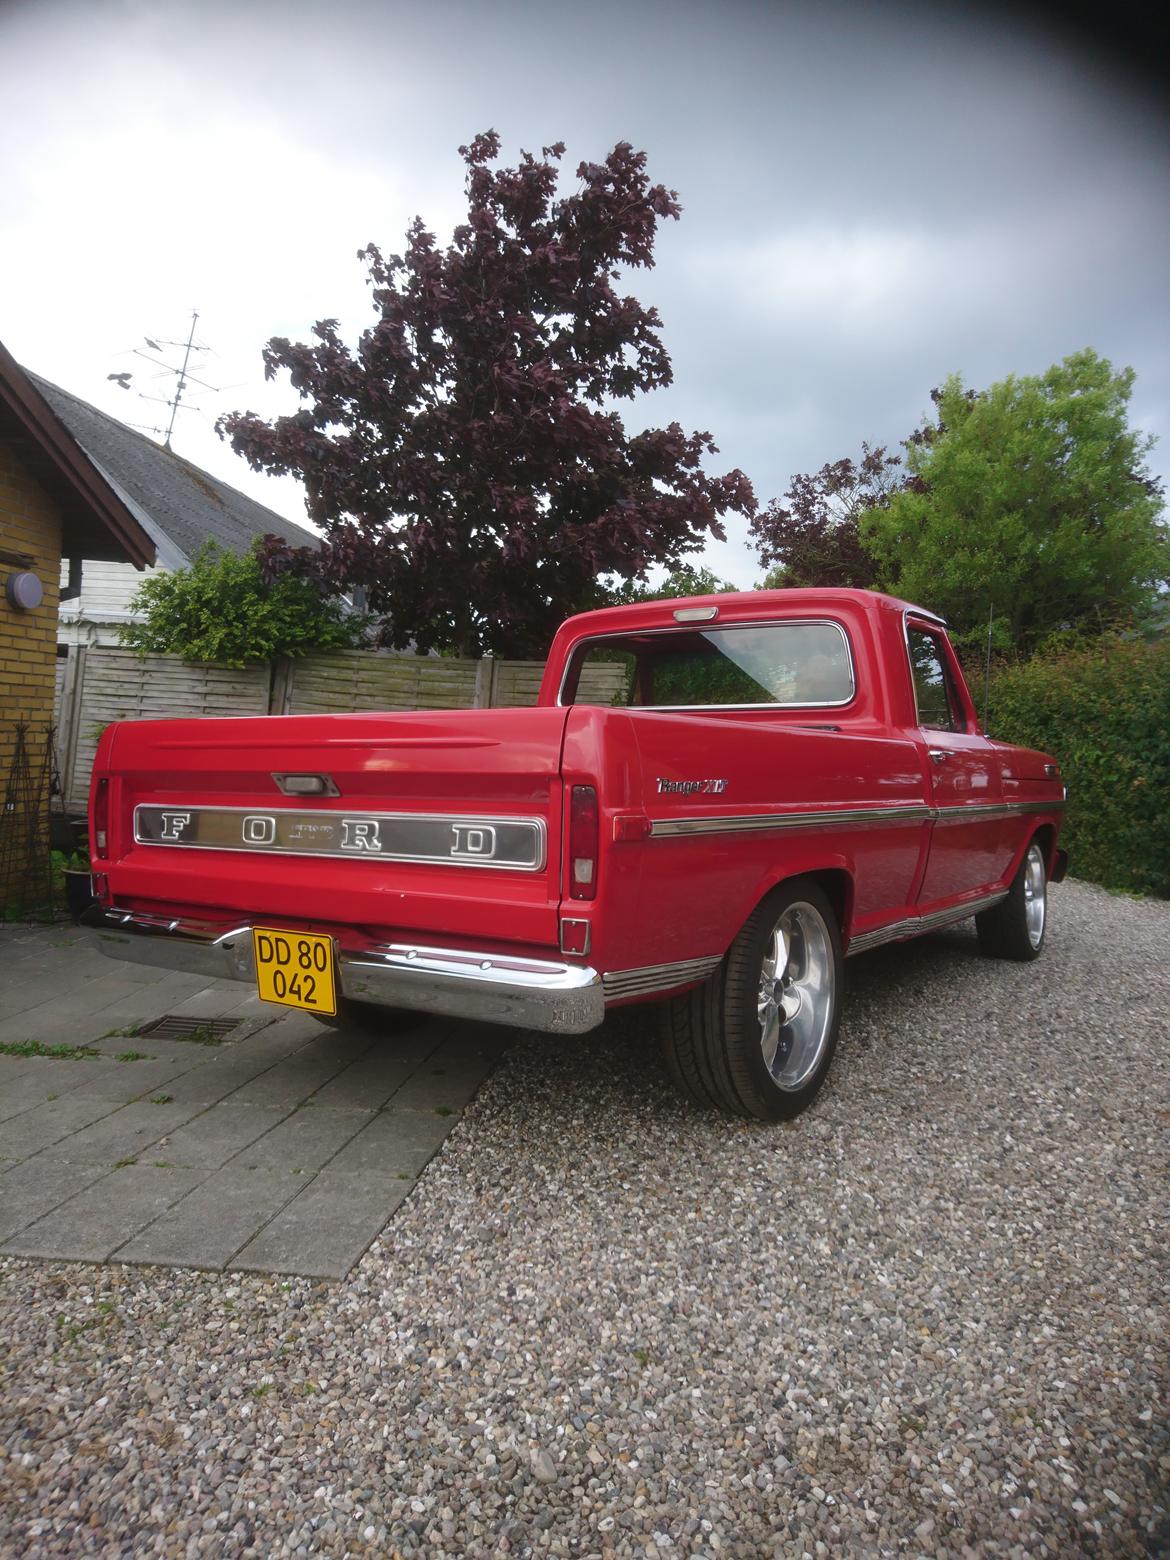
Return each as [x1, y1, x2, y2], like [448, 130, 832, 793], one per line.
[98, 707, 571, 949]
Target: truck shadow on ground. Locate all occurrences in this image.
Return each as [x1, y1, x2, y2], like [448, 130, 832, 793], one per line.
[483, 923, 995, 1131]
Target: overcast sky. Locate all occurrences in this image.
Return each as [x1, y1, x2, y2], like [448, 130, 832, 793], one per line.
[2, 0, 1167, 588]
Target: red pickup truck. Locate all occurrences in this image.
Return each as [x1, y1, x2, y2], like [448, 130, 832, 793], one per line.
[84, 589, 1066, 1119]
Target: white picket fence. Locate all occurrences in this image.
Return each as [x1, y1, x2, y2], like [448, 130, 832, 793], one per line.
[54, 646, 623, 808]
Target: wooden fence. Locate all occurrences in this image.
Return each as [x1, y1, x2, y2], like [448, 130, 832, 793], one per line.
[53, 647, 626, 808]
[55, 648, 270, 807]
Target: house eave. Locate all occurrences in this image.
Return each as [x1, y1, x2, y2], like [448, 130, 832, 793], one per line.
[0, 340, 156, 569]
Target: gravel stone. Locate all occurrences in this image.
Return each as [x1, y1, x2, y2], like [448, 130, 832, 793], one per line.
[1, 881, 1167, 1556]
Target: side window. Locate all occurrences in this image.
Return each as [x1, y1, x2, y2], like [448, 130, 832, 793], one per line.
[907, 627, 962, 732]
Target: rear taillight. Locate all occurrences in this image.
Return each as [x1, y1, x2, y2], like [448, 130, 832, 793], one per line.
[92, 777, 109, 858]
[569, 785, 599, 901]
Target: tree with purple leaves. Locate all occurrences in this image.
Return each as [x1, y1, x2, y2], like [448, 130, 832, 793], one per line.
[749, 442, 908, 592]
[219, 133, 754, 657]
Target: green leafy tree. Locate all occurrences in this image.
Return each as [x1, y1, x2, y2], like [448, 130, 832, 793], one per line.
[120, 542, 369, 667]
[861, 350, 1168, 653]
[606, 563, 740, 605]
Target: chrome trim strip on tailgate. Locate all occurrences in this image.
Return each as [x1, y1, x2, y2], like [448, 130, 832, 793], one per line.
[82, 908, 603, 1035]
[133, 804, 547, 871]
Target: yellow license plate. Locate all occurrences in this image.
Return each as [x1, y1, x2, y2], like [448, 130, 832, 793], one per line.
[252, 928, 338, 1015]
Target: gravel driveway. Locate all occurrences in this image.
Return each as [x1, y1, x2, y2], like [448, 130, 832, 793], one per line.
[1, 879, 1166, 1558]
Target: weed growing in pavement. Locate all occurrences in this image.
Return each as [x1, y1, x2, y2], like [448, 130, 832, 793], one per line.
[102, 1023, 147, 1039]
[149, 1094, 173, 1104]
[180, 1024, 227, 1046]
[434, 1105, 455, 1117]
[112, 1156, 138, 1168]
[0, 1040, 99, 1060]
[115, 1051, 154, 1062]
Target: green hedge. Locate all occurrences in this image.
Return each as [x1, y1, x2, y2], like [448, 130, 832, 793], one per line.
[986, 635, 1170, 898]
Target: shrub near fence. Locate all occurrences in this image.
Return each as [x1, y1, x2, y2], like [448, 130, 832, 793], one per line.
[987, 635, 1170, 898]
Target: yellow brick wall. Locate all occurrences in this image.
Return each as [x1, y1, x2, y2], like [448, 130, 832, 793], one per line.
[0, 435, 63, 909]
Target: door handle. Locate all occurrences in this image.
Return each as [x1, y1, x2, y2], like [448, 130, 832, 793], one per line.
[928, 748, 950, 765]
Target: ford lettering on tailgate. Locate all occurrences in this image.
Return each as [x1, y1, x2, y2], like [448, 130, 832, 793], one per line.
[134, 806, 546, 870]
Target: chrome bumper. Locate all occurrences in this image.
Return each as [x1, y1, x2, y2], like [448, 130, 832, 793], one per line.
[81, 906, 606, 1035]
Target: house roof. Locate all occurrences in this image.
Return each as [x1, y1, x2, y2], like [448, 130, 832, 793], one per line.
[0, 340, 154, 568]
[28, 372, 318, 566]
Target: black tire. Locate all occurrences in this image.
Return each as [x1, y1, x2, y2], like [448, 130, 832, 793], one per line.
[658, 878, 843, 1121]
[313, 999, 421, 1033]
[976, 839, 1048, 962]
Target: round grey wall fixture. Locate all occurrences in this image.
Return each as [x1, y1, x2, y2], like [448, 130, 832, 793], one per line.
[5, 570, 44, 610]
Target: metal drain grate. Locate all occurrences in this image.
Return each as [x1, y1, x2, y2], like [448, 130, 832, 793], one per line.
[136, 1016, 239, 1044]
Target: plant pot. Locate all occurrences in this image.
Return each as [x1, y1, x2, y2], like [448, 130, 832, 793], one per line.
[63, 869, 96, 924]
[49, 815, 76, 852]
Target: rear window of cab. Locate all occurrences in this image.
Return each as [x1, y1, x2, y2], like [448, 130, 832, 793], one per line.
[559, 620, 856, 709]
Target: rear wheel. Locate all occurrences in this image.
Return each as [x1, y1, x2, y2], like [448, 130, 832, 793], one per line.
[659, 879, 843, 1120]
[976, 839, 1047, 961]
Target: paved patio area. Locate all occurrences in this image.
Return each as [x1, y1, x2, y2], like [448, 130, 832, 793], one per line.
[0, 921, 508, 1278]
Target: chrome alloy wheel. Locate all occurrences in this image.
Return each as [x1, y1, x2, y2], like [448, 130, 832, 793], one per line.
[756, 900, 836, 1091]
[1024, 842, 1047, 950]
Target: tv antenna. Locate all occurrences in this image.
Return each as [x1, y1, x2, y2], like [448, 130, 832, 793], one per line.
[108, 310, 221, 450]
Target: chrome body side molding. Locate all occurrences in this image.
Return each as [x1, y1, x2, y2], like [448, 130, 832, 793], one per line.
[846, 890, 1009, 956]
[603, 954, 723, 1001]
[650, 804, 933, 839]
[649, 798, 1063, 840]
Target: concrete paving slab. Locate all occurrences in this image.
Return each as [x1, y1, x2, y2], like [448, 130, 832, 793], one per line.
[308, 1036, 440, 1110]
[328, 1105, 454, 1177]
[85, 1033, 222, 1061]
[228, 1044, 372, 1108]
[0, 1092, 123, 1159]
[0, 1157, 112, 1243]
[158, 1103, 292, 1169]
[234, 1106, 373, 1171]
[147, 1023, 322, 1107]
[2, 1164, 207, 1261]
[0, 1064, 102, 1123]
[115, 1166, 307, 1270]
[47, 1056, 198, 1105]
[0, 1053, 39, 1083]
[151, 1058, 279, 1109]
[390, 1058, 497, 1113]
[156, 984, 262, 1020]
[230, 1171, 412, 1278]
[52, 1098, 205, 1165]
[0, 925, 506, 1274]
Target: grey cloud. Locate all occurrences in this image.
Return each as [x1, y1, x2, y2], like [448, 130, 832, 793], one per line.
[2, 0, 1166, 586]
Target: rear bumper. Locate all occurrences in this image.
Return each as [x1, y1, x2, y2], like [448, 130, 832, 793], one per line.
[81, 906, 605, 1036]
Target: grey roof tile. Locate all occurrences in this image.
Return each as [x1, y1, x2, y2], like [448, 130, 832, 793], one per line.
[29, 373, 318, 563]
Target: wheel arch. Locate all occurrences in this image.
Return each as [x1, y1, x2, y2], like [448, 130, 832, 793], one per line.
[1031, 822, 1057, 875]
[752, 865, 853, 943]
